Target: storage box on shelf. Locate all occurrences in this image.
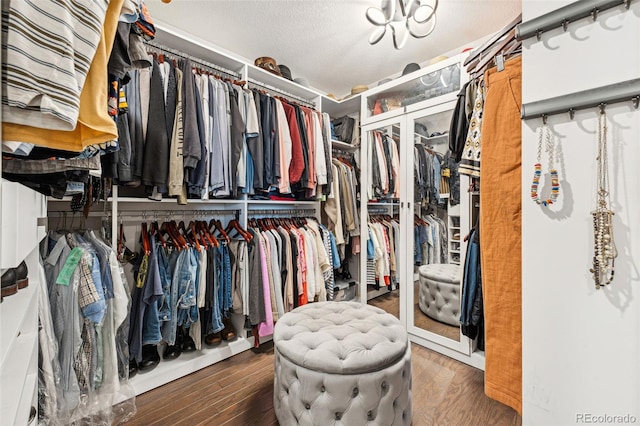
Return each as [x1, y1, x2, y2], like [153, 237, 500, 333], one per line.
[361, 55, 464, 126]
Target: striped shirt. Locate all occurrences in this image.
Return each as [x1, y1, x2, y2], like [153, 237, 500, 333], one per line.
[1, 0, 109, 130]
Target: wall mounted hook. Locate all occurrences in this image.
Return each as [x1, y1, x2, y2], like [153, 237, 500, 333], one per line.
[569, 109, 575, 120]
[632, 96, 639, 109]
[591, 8, 599, 21]
[561, 19, 570, 31]
[624, 0, 631, 10]
[542, 114, 548, 125]
[536, 29, 543, 41]
[599, 103, 607, 113]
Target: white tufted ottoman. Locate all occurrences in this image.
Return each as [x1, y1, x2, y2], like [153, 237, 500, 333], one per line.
[418, 264, 461, 326]
[273, 301, 412, 426]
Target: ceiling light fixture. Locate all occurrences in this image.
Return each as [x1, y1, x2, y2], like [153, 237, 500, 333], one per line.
[366, 0, 438, 50]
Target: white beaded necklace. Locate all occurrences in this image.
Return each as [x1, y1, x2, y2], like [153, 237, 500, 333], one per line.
[590, 106, 617, 289]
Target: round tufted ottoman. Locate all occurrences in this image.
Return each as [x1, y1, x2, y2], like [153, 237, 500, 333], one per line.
[273, 301, 412, 426]
[418, 264, 461, 326]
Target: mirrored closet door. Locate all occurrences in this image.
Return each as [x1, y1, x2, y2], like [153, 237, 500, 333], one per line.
[360, 116, 405, 321]
[402, 103, 471, 355]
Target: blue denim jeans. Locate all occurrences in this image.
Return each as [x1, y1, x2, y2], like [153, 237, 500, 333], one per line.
[211, 247, 224, 333]
[221, 244, 232, 316]
[460, 228, 480, 327]
[156, 245, 172, 323]
[162, 248, 181, 345]
[176, 248, 198, 328]
[142, 243, 163, 345]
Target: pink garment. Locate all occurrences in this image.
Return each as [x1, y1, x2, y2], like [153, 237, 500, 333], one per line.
[257, 235, 274, 337]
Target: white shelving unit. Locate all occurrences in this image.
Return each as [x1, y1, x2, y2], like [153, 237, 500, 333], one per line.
[1, 180, 47, 425]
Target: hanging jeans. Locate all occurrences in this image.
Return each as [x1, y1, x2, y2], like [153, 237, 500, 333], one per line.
[162, 248, 180, 345]
[220, 243, 232, 316]
[175, 248, 198, 328]
[157, 245, 172, 326]
[211, 246, 224, 333]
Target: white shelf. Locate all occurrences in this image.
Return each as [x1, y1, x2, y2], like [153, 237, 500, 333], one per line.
[321, 95, 361, 118]
[0, 329, 37, 426]
[15, 372, 37, 426]
[246, 199, 318, 205]
[440, 193, 450, 198]
[331, 140, 358, 152]
[450, 249, 461, 254]
[0, 273, 37, 370]
[247, 64, 321, 102]
[130, 336, 252, 395]
[153, 24, 245, 75]
[414, 132, 448, 145]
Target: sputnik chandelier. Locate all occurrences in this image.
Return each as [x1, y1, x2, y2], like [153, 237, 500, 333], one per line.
[366, 0, 439, 50]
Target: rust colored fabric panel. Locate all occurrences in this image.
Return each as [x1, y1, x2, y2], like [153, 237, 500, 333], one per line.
[479, 55, 522, 415]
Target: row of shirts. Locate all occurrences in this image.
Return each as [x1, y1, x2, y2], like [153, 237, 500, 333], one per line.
[105, 56, 335, 202]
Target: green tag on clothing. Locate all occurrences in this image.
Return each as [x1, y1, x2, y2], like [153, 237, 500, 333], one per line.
[56, 247, 83, 286]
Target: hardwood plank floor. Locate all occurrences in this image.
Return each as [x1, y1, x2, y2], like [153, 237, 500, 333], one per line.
[126, 342, 521, 426]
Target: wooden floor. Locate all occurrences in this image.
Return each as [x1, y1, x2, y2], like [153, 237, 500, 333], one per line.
[126, 342, 521, 426]
[368, 287, 460, 341]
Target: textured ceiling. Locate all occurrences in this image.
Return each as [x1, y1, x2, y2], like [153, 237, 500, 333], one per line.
[146, 0, 521, 97]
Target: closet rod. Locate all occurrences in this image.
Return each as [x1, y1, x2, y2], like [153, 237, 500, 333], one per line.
[247, 78, 316, 108]
[248, 208, 317, 217]
[48, 209, 240, 219]
[144, 39, 240, 78]
[521, 78, 640, 120]
[516, 0, 632, 41]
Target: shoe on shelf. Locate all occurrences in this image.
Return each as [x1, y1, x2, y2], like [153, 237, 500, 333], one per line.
[128, 360, 139, 379]
[221, 318, 237, 342]
[205, 331, 222, 346]
[1, 268, 18, 299]
[138, 344, 160, 372]
[182, 334, 197, 353]
[163, 344, 182, 360]
[15, 261, 28, 289]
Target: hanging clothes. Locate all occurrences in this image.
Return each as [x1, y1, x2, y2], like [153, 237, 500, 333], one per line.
[40, 230, 134, 424]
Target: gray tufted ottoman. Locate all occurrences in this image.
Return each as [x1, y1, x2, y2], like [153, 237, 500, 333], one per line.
[418, 264, 461, 326]
[273, 301, 412, 426]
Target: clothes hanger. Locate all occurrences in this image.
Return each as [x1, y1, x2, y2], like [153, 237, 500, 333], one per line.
[463, 13, 522, 67]
[141, 222, 151, 255]
[467, 28, 519, 77]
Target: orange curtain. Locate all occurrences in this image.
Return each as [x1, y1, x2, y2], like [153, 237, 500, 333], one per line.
[480, 55, 522, 414]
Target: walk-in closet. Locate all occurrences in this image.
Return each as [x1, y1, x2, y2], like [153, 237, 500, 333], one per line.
[1, 1, 638, 425]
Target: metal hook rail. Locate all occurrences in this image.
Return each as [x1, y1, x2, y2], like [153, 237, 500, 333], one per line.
[521, 78, 640, 120]
[516, 0, 633, 41]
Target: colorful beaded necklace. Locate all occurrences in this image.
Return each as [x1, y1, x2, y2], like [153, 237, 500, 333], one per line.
[530, 116, 560, 206]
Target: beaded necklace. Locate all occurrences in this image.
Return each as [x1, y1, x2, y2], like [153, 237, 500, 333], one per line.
[590, 106, 617, 289]
[530, 116, 560, 206]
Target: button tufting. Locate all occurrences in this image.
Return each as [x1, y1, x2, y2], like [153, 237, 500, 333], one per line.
[321, 386, 326, 392]
[335, 412, 342, 420]
[352, 387, 359, 397]
[381, 381, 387, 389]
[368, 410, 375, 420]
[305, 403, 311, 409]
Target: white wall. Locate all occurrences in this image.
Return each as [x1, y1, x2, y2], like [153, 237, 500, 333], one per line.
[522, 1, 640, 425]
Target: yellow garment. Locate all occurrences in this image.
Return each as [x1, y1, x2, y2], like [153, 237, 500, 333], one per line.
[480, 55, 522, 415]
[2, 0, 124, 152]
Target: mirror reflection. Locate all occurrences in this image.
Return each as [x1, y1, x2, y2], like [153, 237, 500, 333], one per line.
[411, 111, 462, 342]
[366, 124, 401, 319]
